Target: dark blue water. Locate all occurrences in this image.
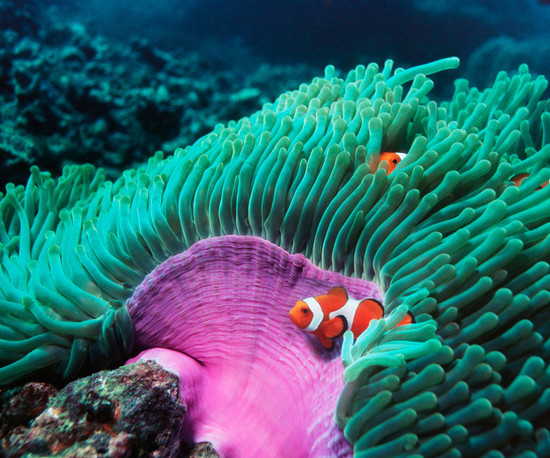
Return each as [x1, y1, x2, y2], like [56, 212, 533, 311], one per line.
[2, 0, 550, 188]
[59, 0, 550, 87]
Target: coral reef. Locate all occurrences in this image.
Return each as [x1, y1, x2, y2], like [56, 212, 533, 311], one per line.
[0, 2, 319, 189]
[2, 55, 550, 455]
[0, 381, 58, 441]
[1, 360, 189, 457]
[0, 0, 41, 36]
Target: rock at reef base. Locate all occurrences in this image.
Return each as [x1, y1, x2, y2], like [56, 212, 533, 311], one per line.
[1, 361, 217, 457]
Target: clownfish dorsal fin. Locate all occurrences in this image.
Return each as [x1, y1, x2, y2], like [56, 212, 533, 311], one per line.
[328, 286, 348, 301]
[323, 316, 348, 339]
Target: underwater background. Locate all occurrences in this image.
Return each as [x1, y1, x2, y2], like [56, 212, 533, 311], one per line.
[2, 0, 550, 456]
[2, 0, 550, 190]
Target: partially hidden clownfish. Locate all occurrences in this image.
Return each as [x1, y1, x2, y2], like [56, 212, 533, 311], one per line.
[379, 152, 407, 174]
[289, 286, 414, 350]
[510, 173, 549, 190]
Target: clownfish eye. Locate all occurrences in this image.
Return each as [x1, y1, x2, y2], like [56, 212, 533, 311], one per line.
[301, 308, 308, 314]
[392, 159, 398, 164]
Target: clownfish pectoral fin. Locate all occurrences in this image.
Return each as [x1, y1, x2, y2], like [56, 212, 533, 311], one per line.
[397, 311, 415, 326]
[323, 316, 348, 339]
[328, 286, 348, 300]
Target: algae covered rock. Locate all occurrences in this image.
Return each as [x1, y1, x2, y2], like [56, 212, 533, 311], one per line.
[1, 361, 188, 457]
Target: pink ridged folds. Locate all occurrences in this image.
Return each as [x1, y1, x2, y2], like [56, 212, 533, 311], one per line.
[126, 235, 381, 457]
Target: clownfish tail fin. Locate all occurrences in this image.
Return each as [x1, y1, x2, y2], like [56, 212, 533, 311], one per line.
[397, 311, 415, 326]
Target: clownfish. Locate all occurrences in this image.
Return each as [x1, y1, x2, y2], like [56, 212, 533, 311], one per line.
[289, 286, 414, 350]
[510, 173, 549, 190]
[379, 152, 407, 174]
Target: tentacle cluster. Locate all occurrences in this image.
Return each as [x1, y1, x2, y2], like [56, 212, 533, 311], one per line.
[0, 165, 134, 382]
[2, 56, 550, 455]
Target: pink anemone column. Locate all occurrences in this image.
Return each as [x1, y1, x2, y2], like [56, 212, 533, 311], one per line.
[126, 235, 381, 457]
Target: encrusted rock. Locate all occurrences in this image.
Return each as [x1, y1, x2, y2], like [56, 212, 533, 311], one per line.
[1, 361, 190, 457]
[0, 382, 58, 441]
[183, 442, 220, 458]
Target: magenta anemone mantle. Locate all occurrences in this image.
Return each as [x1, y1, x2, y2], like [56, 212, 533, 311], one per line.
[126, 235, 381, 457]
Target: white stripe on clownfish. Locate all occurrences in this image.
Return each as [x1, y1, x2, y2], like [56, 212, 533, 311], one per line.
[328, 297, 362, 330]
[304, 297, 324, 332]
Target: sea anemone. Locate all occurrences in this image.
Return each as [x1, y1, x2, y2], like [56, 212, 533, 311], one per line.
[2, 56, 550, 455]
[126, 235, 381, 457]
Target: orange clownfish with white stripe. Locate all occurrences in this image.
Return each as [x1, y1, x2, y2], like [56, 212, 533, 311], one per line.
[289, 286, 414, 350]
[379, 152, 407, 174]
[510, 173, 549, 190]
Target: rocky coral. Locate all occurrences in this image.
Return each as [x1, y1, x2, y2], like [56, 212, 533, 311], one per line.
[0, 3, 319, 190]
[0, 381, 58, 443]
[1, 360, 190, 457]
